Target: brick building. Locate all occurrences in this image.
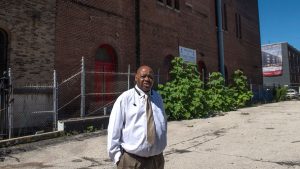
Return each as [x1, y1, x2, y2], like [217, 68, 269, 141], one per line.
[0, 0, 56, 86]
[221, 0, 262, 84]
[0, 0, 56, 138]
[1, 0, 262, 86]
[55, 0, 262, 84]
[0, 0, 263, 137]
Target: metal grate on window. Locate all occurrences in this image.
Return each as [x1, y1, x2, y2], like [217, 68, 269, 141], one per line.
[166, 0, 172, 7]
[174, 0, 179, 10]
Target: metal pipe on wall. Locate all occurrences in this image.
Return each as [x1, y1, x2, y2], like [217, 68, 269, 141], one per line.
[135, 0, 141, 69]
[216, 0, 225, 77]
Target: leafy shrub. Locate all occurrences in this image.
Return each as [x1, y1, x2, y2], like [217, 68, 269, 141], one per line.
[230, 70, 253, 108]
[158, 57, 207, 120]
[158, 58, 254, 120]
[205, 72, 235, 114]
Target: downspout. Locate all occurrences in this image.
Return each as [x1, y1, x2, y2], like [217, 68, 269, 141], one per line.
[216, 0, 225, 77]
[135, 0, 141, 68]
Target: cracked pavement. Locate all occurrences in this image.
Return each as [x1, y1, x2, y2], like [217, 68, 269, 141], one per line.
[1, 101, 300, 169]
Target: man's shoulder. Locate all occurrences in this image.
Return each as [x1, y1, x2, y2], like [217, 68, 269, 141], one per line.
[117, 88, 135, 99]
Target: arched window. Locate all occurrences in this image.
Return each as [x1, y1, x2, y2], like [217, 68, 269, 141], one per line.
[94, 44, 117, 104]
[0, 28, 8, 76]
[163, 55, 175, 82]
[95, 44, 117, 71]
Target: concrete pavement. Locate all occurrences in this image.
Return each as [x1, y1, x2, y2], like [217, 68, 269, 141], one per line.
[1, 101, 300, 169]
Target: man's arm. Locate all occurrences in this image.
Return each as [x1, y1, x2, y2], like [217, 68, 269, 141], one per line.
[107, 97, 124, 164]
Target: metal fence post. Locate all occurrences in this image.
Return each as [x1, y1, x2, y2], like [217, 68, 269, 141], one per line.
[81, 57, 86, 118]
[128, 64, 130, 90]
[250, 83, 253, 102]
[258, 85, 262, 101]
[8, 68, 12, 139]
[53, 70, 58, 131]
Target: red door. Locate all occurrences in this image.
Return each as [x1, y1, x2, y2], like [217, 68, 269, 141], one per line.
[94, 44, 117, 104]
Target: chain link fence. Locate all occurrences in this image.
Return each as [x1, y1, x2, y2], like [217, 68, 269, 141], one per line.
[56, 58, 137, 120]
[251, 83, 300, 103]
[0, 70, 12, 140]
[0, 58, 161, 140]
[11, 85, 54, 137]
[0, 73, 9, 140]
[2, 57, 299, 141]
[250, 84, 274, 103]
[289, 83, 300, 92]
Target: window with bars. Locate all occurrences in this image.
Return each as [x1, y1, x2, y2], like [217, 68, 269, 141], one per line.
[157, 0, 179, 10]
[235, 13, 242, 39]
[222, 3, 228, 31]
[166, 0, 172, 7]
[174, 0, 179, 10]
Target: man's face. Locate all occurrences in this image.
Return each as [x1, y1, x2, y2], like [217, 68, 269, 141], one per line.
[135, 66, 154, 92]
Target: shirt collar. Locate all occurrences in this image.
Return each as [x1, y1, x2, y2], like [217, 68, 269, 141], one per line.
[135, 85, 151, 98]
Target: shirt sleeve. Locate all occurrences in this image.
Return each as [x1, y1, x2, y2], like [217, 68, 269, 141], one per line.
[107, 95, 125, 164]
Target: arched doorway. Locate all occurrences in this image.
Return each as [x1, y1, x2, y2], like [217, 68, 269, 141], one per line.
[197, 61, 207, 83]
[163, 55, 175, 82]
[0, 28, 8, 137]
[94, 44, 117, 104]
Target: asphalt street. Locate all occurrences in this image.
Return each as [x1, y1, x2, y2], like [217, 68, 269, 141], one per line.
[0, 101, 300, 169]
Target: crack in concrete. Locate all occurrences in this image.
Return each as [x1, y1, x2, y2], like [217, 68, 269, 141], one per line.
[4, 155, 20, 162]
[0, 149, 21, 163]
[164, 148, 191, 156]
[202, 152, 300, 167]
[165, 128, 229, 157]
[82, 156, 102, 167]
[168, 126, 235, 148]
[274, 161, 300, 167]
[184, 135, 223, 150]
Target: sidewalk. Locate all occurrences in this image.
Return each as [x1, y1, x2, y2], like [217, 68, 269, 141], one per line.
[1, 101, 300, 169]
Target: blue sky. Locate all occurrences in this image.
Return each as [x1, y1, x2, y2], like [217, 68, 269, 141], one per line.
[258, 0, 300, 50]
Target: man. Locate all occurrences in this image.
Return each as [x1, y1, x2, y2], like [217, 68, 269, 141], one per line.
[107, 65, 167, 169]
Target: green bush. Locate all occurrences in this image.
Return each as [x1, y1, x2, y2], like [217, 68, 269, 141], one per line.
[205, 72, 235, 114]
[158, 57, 207, 120]
[230, 70, 253, 108]
[158, 58, 254, 120]
[274, 86, 288, 102]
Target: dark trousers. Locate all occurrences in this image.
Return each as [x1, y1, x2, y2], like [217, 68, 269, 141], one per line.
[117, 151, 164, 169]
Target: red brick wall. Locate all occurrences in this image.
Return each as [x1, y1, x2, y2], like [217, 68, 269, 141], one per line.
[140, 0, 219, 81]
[2, 0, 262, 85]
[140, 0, 262, 84]
[222, 0, 262, 84]
[55, 0, 136, 80]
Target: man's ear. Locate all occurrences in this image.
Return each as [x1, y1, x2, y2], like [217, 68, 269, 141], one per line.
[135, 74, 138, 82]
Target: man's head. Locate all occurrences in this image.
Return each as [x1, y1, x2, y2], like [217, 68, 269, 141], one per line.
[135, 65, 154, 92]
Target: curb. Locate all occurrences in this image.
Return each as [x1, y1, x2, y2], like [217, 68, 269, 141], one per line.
[0, 131, 64, 148]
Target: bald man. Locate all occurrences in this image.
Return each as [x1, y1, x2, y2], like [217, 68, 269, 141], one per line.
[107, 65, 167, 169]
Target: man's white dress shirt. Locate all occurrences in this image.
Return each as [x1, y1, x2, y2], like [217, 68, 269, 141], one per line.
[107, 85, 167, 164]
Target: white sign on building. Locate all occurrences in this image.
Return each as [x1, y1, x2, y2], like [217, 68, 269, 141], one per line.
[179, 46, 196, 63]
